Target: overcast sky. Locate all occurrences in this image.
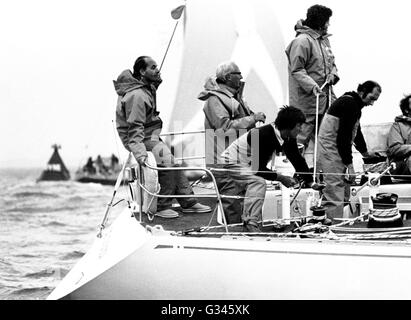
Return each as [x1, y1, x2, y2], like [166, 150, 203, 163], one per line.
[1, 0, 410, 169]
[0, 0, 181, 169]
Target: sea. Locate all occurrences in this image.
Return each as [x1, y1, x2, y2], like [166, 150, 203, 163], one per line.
[0, 168, 125, 300]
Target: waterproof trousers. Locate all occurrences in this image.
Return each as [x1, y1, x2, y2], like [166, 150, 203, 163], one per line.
[297, 113, 324, 168]
[212, 167, 244, 224]
[144, 139, 197, 211]
[215, 164, 266, 226]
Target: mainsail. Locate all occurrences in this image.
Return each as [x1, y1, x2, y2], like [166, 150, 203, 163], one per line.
[164, 0, 288, 164]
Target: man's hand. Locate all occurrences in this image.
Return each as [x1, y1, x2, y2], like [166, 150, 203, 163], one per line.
[362, 151, 383, 158]
[253, 112, 266, 123]
[277, 173, 296, 188]
[313, 85, 322, 96]
[137, 156, 147, 166]
[308, 182, 326, 191]
[344, 164, 356, 184]
[326, 74, 337, 85]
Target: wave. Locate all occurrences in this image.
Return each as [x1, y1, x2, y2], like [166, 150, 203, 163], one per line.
[67, 195, 87, 202]
[25, 269, 57, 279]
[0, 258, 12, 267]
[13, 254, 37, 258]
[13, 191, 58, 199]
[45, 221, 67, 227]
[5, 204, 84, 214]
[11, 286, 52, 297]
[62, 251, 85, 260]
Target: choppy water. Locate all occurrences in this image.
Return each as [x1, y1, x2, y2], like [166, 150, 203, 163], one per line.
[0, 168, 125, 300]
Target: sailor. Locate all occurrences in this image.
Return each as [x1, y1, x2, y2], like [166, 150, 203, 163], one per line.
[114, 56, 211, 219]
[95, 155, 108, 174]
[218, 106, 316, 232]
[83, 157, 96, 174]
[387, 94, 411, 180]
[110, 154, 120, 172]
[285, 4, 339, 168]
[317, 81, 382, 220]
[198, 61, 266, 224]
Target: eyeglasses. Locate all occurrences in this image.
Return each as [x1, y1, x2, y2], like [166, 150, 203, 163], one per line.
[229, 72, 242, 75]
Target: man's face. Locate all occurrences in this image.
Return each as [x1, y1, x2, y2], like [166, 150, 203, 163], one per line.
[361, 87, 381, 106]
[289, 123, 303, 139]
[225, 65, 243, 91]
[140, 57, 162, 83]
[320, 19, 330, 35]
[407, 98, 411, 115]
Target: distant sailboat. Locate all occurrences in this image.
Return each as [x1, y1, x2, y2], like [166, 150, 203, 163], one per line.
[38, 144, 70, 182]
[74, 154, 121, 186]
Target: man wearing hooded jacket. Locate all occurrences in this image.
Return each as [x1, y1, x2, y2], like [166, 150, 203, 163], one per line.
[114, 56, 211, 218]
[198, 61, 266, 224]
[285, 4, 339, 168]
[387, 94, 411, 179]
[198, 61, 266, 166]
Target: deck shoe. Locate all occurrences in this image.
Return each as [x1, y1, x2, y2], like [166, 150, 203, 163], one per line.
[181, 203, 212, 214]
[156, 209, 179, 219]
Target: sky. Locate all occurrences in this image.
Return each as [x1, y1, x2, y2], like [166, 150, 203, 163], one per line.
[1, 0, 411, 169]
[0, 0, 181, 169]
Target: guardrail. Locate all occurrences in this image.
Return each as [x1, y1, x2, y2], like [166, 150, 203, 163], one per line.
[159, 130, 206, 162]
[132, 161, 228, 232]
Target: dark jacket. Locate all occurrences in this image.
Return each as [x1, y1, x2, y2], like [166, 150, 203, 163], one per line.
[322, 91, 368, 165]
[247, 124, 312, 183]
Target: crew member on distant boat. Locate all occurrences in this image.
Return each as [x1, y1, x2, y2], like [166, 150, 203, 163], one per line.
[317, 81, 382, 220]
[218, 106, 315, 232]
[95, 155, 109, 174]
[387, 94, 411, 180]
[114, 56, 211, 219]
[198, 61, 266, 224]
[285, 4, 339, 168]
[83, 157, 96, 174]
[110, 154, 120, 172]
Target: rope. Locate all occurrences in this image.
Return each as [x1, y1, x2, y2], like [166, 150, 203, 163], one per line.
[180, 227, 411, 242]
[370, 207, 400, 218]
[208, 166, 378, 179]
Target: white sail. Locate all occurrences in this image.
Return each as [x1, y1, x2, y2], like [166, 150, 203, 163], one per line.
[163, 0, 288, 164]
[157, 0, 411, 165]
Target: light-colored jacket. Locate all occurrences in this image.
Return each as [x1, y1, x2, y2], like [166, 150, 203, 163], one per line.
[198, 78, 257, 165]
[199, 79, 256, 130]
[387, 115, 411, 161]
[114, 70, 163, 160]
[285, 20, 339, 114]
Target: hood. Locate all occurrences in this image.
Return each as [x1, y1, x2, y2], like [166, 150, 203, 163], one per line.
[197, 77, 233, 101]
[113, 70, 147, 96]
[395, 115, 411, 124]
[294, 19, 331, 39]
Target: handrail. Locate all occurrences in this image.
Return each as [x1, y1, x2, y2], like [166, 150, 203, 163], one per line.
[136, 162, 229, 232]
[159, 130, 206, 162]
[160, 130, 205, 137]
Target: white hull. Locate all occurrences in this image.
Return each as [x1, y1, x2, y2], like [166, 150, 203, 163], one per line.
[48, 183, 411, 300]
